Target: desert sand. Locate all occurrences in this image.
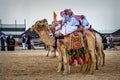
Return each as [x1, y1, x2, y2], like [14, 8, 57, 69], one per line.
[0, 47, 120, 80]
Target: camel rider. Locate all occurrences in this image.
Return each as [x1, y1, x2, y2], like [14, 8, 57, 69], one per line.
[55, 9, 79, 36]
[55, 9, 70, 32]
[79, 15, 95, 37]
[53, 9, 79, 50]
[52, 9, 69, 50]
[79, 15, 97, 49]
[55, 11, 68, 32]
[79, 15, 90, 36]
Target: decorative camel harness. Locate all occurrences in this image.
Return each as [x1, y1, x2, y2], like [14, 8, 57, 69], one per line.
[50, 24, 88, 66]
[67, 32, 88, 66]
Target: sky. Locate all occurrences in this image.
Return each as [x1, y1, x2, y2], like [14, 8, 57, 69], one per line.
[0, 0, 120, 33]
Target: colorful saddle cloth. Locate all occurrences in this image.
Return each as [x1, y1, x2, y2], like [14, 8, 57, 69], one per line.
[70, 32, 83, 50]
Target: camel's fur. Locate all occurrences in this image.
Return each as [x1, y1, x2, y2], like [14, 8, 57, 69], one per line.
[95, 33, 105, 67]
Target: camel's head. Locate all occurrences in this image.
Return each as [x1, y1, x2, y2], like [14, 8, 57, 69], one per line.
[30, 19, 48, 32]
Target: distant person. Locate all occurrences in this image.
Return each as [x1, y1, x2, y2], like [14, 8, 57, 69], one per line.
[10, 36, 15, 50]
[106, 36, 110, 46]
[102, 35, 108, 50]
[109, 34, 114, 49]
[6, 35, 10, 51]
[27, 35, 31, 50]
[0, 35, 6, 51]
[9, 35, 15, 51]
[22, 34, 26, 50]
[6, 35, 15, 51]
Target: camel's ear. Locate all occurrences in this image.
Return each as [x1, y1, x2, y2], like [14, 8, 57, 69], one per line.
[43, 19, 47, 22]
[30, 25, 34, 32]
[30, 28, 33, 32]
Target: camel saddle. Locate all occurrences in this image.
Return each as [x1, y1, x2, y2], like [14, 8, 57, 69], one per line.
[70, 32, 83, 50]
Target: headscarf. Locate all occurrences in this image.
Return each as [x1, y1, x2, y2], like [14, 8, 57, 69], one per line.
[60, 11, 65, 17]
[80, 15, 86, 19]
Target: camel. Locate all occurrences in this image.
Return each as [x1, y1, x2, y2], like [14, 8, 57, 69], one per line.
[95, 33, 105, 67]
[30, 19, 104, 74]
[51, 21, 105, 73]
[30, 20, 67, 73]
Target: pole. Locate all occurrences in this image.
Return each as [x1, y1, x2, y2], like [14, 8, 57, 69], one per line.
[0, 19, 2, 31]
[15, 20, 17, 38]
[24, 19, 26, 31]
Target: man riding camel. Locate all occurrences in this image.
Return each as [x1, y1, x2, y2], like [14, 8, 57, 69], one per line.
[52, 9, 80, 50]
[79, 15, 90, 36]
[55, 9, 79, 36]
[52, 9, 92, 50]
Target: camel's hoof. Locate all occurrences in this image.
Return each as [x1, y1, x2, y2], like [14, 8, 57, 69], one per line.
[89, 71, 94, 75]
[50, 56, 56, 58]
[63, 71, 68, 75]
[68, 71, 71, 74]
[96, 67, 99, 70]
[102, 64, 105, 67]
[57, 70, 61, 73]
[46, 55, 48, 57]
[63, 72, 68, 75]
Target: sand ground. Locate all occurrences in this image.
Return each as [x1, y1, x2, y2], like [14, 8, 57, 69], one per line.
[0, 47, 120, 80]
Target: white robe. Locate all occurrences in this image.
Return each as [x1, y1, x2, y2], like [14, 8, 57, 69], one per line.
[80, 18, 90, 29]
[59, 16, 79, 35]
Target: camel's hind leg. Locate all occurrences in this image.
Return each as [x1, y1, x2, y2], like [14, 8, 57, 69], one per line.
[95, 32, 105, 67]
[101, 48, 105, 66]
[96, 42, 105, 67]
[100, 44, 105, 67]
[95, 53, 99, 70]
[86, 37, 96, 74]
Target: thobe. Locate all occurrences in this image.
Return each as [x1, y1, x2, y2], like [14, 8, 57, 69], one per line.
[59, 16, 79, 35]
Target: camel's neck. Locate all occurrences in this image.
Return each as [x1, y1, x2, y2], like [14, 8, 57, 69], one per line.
[36, 30, 55, 46]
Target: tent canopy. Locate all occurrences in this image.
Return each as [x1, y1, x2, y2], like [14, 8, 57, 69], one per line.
[20, 28, 39, 38]
[112, 29, 120, 36]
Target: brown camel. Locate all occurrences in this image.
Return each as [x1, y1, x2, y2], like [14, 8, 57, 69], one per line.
[30, 19, 68, 74]
[50, 23, 105, 73]
[95, 33, 105, 67]
[30, 19, 86, 74]
[30, 19, 104, 74]
[51, 22, 103, 74]
[83, 29, 97, 73]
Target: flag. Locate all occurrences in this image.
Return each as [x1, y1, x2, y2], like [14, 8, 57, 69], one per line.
[53, 11, 57, 22]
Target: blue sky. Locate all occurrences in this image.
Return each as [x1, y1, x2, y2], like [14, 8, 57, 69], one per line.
[0, 0, 120, 33]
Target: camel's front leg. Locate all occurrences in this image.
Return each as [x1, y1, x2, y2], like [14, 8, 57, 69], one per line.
[57, 48, 63, 72]
[102, 49, 105, 66]
[62, 49, 69, 74]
